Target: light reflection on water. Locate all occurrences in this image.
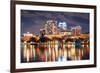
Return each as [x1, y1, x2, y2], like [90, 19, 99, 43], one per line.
[21, 40, 90, 63]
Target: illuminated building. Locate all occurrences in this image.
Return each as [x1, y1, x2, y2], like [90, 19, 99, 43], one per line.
[23, 32, 33, 37]
[22, 32, 33, 42]
[44, 20, 58, 35]
[60, 30, 72, 36]
[21, 20, 90, 62]
[71, 26, 82, 36]
[58, 21, 67, 30]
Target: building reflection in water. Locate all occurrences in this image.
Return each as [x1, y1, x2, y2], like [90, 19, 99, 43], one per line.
[21, 20, 90, 63]
[21, 35, 90, 63]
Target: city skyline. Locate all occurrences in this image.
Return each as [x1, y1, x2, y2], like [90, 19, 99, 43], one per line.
[21, 10, 90, 63]
[21, 10, 90, 35]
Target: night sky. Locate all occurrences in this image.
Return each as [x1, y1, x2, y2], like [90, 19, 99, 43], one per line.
[21, 10, 90, 35]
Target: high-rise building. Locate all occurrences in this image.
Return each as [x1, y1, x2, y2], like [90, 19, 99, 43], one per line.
[58, 21, 67, 30]
[71, 26, 82, 36]
[44, 20, 58, 35]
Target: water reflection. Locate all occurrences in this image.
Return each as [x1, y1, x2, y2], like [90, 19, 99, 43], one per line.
[21, 37, 90, 63]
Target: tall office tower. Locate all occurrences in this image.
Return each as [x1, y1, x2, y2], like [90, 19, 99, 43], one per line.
[58, 21, 67, 30]
[71, 26, 82, 36]
[44, 20, 58, 35]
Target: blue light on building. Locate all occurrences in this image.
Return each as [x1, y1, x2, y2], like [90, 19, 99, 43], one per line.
[58, 21, 67, 30]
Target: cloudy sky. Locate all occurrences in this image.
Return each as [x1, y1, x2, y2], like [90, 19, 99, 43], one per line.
[21, 10, 89, 35]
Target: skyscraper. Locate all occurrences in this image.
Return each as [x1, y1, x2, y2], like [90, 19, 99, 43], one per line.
[71, 26, 82, 36]
[44, 20, 58, 35]
[58, 21, 67, 30]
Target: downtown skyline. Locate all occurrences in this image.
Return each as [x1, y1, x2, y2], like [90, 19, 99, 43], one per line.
[21, 10, 90, 35]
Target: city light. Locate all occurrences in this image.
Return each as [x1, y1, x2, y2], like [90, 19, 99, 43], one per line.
[58, 21, 67, 30]
[21, 20, 90, 63]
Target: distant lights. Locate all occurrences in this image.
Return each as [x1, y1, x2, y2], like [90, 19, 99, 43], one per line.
[58, 21, 67, 30]
[23, 32, 33, 37]
[27, 32, 30, 34]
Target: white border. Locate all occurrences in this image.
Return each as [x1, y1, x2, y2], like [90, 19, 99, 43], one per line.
[16, 4, 94, 69]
